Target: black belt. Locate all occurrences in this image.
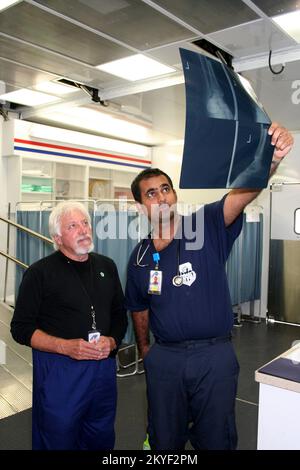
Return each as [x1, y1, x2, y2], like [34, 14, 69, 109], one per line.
[156, 335, 231, 348]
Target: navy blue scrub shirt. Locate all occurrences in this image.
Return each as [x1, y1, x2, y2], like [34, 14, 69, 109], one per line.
[125, 198, 243, 343]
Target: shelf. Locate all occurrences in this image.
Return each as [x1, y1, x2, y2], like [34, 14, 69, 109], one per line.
[55, 195, 85, 200]
[17, 157, 139, 205]
[56, 177, 85, 182]
[22, 174, 52, 179]
[114, 185, 131, 189]
[89, 177, 111, 181]
[22, 191, 53, 194]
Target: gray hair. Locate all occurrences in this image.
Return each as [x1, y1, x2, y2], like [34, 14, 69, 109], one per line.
[49, 201, 91, 250]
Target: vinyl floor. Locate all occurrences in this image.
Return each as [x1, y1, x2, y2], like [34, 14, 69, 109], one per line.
[0, 309, 299, 450]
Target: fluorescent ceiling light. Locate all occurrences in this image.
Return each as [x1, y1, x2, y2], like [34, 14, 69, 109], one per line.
[162, 139, 184, 147]
[0, 0, 22, 12]
[34, 81, 78, 96]
[37, 106, 152, 143]
[0, 89, 60, 106]
[167, 154, 182, 163]
[96, 54, 176, 81]
[273, 11, 300, 43]
[29, 123, 149, 158]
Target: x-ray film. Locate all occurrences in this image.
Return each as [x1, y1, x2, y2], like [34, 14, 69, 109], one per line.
[179, 48, 273, 189]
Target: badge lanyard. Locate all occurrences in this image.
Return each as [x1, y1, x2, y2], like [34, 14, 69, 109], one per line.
[67, 259, 101, 342]
[148, 252, 162, 295]
[147, 241, 183, 294]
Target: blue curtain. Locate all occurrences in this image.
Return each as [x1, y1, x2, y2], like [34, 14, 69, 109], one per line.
[226, 213, 263, 305]
[15, 210, 262, 343]
[16, 211, 53, 297]
[15, 210, 142, 344]
[93, 211, 141, 343]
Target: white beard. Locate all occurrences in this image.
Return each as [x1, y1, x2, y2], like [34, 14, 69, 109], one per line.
[75, 241, 94, 255]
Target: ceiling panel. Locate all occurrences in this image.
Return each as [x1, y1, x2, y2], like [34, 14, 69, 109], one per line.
[34, 0, 194, 49]
[251, 0, 300, 16]
[152, 0, 259, 34]
[0, 2, 131, 65]
[209, 19, 296, 58]
[243, 60, 300, 130]
[0, 36, 114, 87]
[0, 0, 299, 140]
[0, 58, 57, 89]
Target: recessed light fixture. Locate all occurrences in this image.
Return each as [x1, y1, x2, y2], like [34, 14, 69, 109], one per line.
[273, 10, 300, 43]
[96, 54, 176, 81]
[34, 81, 78, 96]
[0, 0, 22, 12]
[36, 106, 151, 143]
[29, 123, 149, 158]
[0, 89, 60, 106]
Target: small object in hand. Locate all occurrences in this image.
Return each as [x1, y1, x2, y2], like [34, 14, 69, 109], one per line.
[88, 330, 101, 343]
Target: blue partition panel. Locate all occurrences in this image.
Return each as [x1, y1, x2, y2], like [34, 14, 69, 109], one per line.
[16, 210, 262, 344]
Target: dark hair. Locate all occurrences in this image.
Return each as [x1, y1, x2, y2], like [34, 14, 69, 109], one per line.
[131, 168, 174, 203]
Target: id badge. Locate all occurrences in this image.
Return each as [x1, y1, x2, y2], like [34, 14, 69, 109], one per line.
[148, 270, 162, 295]
[88, 330, 101, 343]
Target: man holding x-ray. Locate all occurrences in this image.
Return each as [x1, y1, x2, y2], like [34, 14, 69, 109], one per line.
[125, 122, 293, 450]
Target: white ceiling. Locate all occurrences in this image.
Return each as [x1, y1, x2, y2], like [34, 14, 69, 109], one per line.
[0, 0, 299, 145]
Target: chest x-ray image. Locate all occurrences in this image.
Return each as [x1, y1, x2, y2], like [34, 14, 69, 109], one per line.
[179, 48, 273, 189]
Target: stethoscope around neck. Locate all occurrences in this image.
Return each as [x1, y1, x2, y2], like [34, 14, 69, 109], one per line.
[134, 235, 183, 287]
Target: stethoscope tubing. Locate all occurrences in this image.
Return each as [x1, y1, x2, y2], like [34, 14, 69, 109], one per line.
[135, 237, 183, 287]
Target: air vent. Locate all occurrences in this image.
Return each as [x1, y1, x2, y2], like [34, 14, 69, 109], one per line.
[193, 39, 233, 69]
[55, 78, 103, 103]
[55, 78, 81, 89]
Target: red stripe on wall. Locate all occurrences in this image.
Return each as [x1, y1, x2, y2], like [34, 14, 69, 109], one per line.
[14, 138, 151, 165]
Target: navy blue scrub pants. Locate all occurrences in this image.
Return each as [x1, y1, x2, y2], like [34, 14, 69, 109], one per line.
[143, 337, 239, 450]
[32, 350, 117, 450]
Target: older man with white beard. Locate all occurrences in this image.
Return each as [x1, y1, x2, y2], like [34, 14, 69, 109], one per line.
[11, 201, 127, 450]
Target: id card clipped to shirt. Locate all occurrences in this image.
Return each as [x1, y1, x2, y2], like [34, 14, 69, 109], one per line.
[148, 270, 162, 295]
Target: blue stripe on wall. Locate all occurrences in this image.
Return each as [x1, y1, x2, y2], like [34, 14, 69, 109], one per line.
[14, 146, 149, 169]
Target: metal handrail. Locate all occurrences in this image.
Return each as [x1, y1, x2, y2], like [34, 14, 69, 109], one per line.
[0, 250, 28, 269]
[3, 203, 11, 303]
[0, 216, 53, 245]
[116, 343, 144, 377]
[0, 216, 53, 304]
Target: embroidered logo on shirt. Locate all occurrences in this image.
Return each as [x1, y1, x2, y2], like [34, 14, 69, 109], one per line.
[179, 262, 196, 286]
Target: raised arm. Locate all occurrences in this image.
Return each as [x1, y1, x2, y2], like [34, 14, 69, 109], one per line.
[224, 122, 294, 227]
